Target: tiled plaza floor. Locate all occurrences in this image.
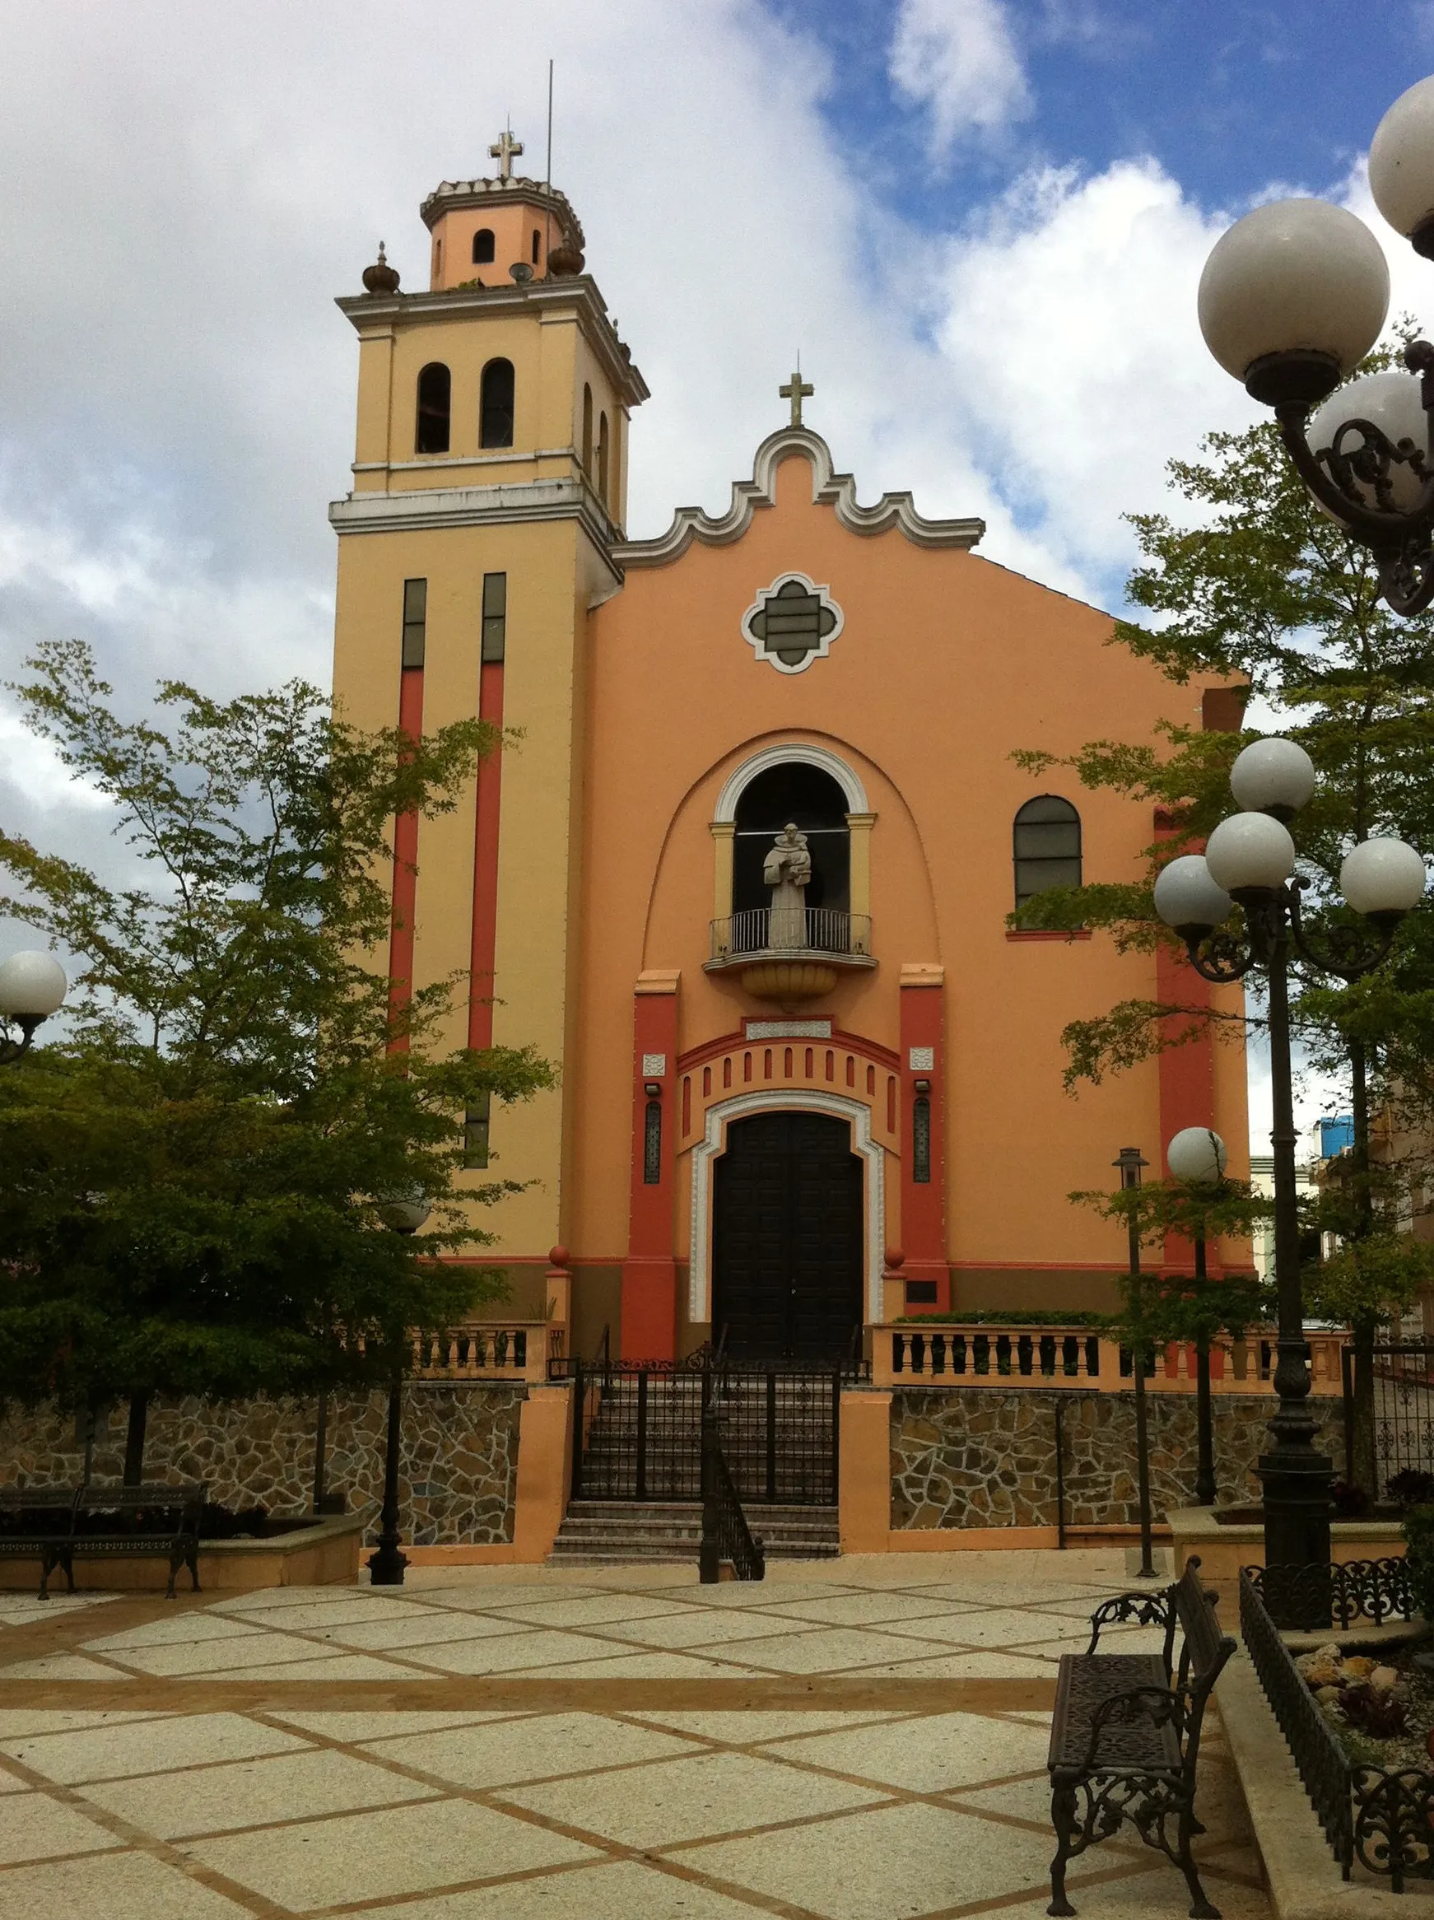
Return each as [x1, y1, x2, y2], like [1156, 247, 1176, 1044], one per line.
[0, 1549, 1270, 1919]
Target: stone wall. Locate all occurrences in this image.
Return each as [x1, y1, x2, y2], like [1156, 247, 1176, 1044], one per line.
[0, 1382, 525, 1547]
[890, 1388, 1346, 1530]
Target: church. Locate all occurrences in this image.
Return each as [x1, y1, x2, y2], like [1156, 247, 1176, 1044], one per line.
[329, 138, 1250, 1371]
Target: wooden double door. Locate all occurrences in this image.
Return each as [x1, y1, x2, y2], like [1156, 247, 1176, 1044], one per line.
[712, 1110, 864, 1364]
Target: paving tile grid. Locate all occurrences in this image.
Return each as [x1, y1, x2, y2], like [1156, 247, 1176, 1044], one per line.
[0, 1551, 1271, 1920]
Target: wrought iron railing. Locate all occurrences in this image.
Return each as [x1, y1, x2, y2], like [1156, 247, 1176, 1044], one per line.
[1246, 1558, 1414, 1633]
[1367, 1344, 1434, 1500]
[709, 908, 872, 960]
[1241, 1565, 1434, 1890]
[699, 1403, 765, 1582]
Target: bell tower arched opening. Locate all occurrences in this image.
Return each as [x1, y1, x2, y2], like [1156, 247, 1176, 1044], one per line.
[732, 761, 849, 915]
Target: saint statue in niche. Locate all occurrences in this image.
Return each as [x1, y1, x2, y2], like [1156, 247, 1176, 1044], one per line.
[763, 822, 812, 948]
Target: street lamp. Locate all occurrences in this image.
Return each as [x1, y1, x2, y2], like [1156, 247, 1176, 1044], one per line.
[1115, 1145, 1158, 1581]
[1165, 1125, 1230, 1508]
[368, 1191, 431, 1586]
[0, 951, 67, 1065]
[1198, 75, 1434, 616]
[1156, 739, 1425, 1580]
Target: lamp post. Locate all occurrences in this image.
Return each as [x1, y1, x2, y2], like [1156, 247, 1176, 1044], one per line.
[1198, 75, 1434, 617]
[0, 951, 66, 1065]
[1116, 1146, 1158, 1581]
[368, 1192, 431, 1587]
[1166, 1125, 1230, 1508]
[1155, 738, 1425, 1579]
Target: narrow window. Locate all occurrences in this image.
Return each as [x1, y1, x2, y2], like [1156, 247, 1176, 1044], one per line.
[480, 358, 515, 447]
[912, 1097, 932, 1183]
[415, 363, 451, 454]
[481, 572, 507, 664]
[1013, 795, 1082, 906]
[531, 227, 541, 265]
[401, 578, 427, 668]
[597, 411, 610, 504]
[464, 1095, 491, 1169]
[472, 228, 495, 264]
[434, 238, 442, 279]
[582, 384, 593, 472]
[643, 1100, 662, 1184]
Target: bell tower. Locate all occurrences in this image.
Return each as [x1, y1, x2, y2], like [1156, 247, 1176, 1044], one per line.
[329, 140, 648, 1260]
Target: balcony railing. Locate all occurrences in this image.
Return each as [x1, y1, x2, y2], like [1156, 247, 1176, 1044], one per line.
[710, 908, 871, 961]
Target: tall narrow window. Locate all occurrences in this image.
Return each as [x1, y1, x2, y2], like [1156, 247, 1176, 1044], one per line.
[480, 358, 515, 447]
[481, 572, 507, 663]
[581, 384, 593, 473]
[1013, 795, 1081, 907]
[401, 579, 427, 668]
[472, 228, 495, 264]
[643, 1100, 662, 1184]
[912, 1097, 932, 1183]
[415, 363, 451, 454]
[597, 411, 610, 505]
[464, 1095, 491, 1169]
[531, 227, 541, 265]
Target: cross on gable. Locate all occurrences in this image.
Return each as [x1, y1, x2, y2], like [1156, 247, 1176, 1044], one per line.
[780, 369, 814, 428]
[746, 577, 838, 667]
[489, 129, 524, 181]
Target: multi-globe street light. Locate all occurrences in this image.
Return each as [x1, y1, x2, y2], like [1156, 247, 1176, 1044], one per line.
[1155, 738, 1426, 1575]
[1165, 1124, 1230, 1509]
[1199, 74, 1434, 616]
[0, 951, 67, 1065]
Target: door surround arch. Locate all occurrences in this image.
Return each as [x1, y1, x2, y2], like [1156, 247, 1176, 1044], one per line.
[689, 1089, 886, 1327]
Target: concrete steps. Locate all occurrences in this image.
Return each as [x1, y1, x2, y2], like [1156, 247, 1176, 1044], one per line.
[548, 1500, 840, 1565]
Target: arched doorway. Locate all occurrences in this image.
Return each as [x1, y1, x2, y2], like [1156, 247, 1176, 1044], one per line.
[712, 1110, 864, 1364]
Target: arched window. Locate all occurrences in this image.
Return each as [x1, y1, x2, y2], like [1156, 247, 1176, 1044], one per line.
[531, 228, 541, 265]
[597, 411, 610, 505]
[480, 358, 515, 447]
[733, 763, 850, 917]
[582, 384, 593, 472]
[415, 362, 451, 455]
[1013, 796, 1082, 906]
[472, 228, 495, 265]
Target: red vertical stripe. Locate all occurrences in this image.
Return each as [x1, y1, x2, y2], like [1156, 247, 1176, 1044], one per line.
[386, 664, 425, 1052]
[467, 660, 505, 1050]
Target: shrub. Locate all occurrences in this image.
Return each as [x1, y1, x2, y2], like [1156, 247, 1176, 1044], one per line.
[1401, 1502, 1434, 1623]
[1387, 1470, 1434, 1511]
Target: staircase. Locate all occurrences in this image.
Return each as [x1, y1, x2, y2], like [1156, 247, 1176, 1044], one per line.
[549, 1500, 840, 1565]
[548, 1364, 846, 1566]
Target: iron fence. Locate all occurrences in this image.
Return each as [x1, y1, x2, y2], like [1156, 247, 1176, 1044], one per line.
[709, 908, 871, 960]
[1245, 1557, 1414, 1634]
[559, 1351, 855, 1505]
[1363, 1344, 1434, 1501]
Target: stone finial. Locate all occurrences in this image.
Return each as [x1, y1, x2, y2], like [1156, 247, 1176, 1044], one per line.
[547, 238, 585, 277]
[362, 242, 400, 296]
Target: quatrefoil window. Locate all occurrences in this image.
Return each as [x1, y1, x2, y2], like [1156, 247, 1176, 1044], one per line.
[741, 572, 843, 674]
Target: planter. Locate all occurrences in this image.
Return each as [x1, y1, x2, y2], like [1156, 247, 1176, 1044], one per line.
[0, 1508, 370, 1594]
[1171, 1505, 1406, 1606]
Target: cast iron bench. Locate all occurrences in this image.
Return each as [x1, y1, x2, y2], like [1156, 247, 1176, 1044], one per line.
[0, 1483, 207, 1599]
[1047, 1555, 1235, 1919]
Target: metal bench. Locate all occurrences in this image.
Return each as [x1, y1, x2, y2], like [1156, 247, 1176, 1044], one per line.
[0, 1483, 207, 1600]
[1047, 1555, 1235, 1919]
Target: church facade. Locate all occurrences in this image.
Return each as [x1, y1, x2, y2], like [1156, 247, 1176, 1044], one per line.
[329, 151, 1249, 1368]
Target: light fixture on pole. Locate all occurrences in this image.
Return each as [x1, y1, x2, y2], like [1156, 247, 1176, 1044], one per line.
[1198, 75, 1434, 617]
[1115, 1145, 1158, 1581]
[1156, 739, 1425, 1595]
[368, 1191, 431, 1587]
[0, 951, 67, 1065]
[1165, 1125, 1230, 1508]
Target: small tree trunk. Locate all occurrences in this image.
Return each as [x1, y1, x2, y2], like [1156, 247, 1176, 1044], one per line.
[123, 1392, 149, 1486]
[1351, 1312, 1378, 1500]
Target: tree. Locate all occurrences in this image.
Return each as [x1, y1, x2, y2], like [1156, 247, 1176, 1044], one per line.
[0, 641, 552, 1476]
[1013, 355, 1434, 1493]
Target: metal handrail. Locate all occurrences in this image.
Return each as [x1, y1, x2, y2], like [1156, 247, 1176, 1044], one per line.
[710, 908, 871, 960]
[699, 1402, 765, 1582]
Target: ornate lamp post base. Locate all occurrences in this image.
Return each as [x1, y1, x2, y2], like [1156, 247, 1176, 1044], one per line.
[1258, 1444, 1333, 1572]
[367, 1377, 408, 1586]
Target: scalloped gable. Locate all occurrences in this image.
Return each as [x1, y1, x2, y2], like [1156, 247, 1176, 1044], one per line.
[612, 427, 985, 568]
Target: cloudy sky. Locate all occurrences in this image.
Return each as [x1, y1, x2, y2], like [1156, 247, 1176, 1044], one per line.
[3, 0, 1432, 1141]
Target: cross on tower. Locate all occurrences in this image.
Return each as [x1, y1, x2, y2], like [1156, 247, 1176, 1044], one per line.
[780, 368, 814, 428]
[489, 128, 524, 181]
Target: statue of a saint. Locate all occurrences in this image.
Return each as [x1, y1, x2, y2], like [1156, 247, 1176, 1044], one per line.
[763, 822, 812, 948]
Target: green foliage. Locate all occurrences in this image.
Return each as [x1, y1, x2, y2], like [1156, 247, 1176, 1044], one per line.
[0, 642, 552, 1416]
[1401, 1503, 1434, 1625]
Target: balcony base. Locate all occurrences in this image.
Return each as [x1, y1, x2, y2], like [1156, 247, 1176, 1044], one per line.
[737, 958, 839, 1000]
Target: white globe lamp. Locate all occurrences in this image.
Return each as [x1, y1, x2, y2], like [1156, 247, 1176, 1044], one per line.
[1340, 837, 1427, 920]
[1167, 1127, 1228, 1187]
[377, 1191, 431, 1236]
[1204, 812, 1298, 894]
[1228, 736, 1316, 820]
[1307, 370, 1431, 514]
[0, 951, 67, 1023]
[1370, 76, 1434, 251]
[1153, 855, 1233, 934]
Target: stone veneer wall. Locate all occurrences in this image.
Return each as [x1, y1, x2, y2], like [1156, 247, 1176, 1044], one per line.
[890, 1388, 1346, 1530]
[0, 1382, 525, 1547]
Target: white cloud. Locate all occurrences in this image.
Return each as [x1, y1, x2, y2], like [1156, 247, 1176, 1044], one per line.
[888, 0, 1031, 156]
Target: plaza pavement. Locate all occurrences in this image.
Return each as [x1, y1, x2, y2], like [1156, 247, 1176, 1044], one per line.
[0, 1547, 1269, 1920]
